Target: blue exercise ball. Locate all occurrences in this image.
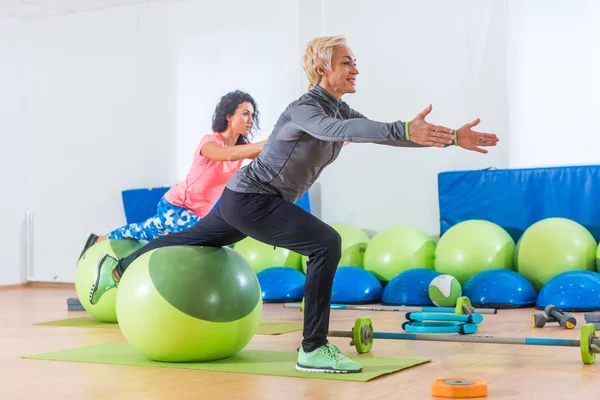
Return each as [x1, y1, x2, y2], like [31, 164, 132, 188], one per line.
[382, 268, 440, 306]
[257, 267, 305, 302]
[331, 266, 382, 304]
[462, 269, 537, 308]
[536, 270, 600, 311]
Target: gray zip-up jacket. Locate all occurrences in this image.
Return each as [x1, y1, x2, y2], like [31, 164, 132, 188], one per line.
[226, 85, 426, 203]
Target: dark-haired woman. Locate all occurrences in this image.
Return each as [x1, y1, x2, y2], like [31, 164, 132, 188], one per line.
[78, 90, 265, 257]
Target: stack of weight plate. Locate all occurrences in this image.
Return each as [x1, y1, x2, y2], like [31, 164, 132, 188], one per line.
[585, 312, 600, 329]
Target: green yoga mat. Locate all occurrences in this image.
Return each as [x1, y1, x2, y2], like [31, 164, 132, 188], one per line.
[34, 317, 303, 335]
[256, 322, 303, 335]
[34, 317, 117, 328]
[23, 343, 430, 382]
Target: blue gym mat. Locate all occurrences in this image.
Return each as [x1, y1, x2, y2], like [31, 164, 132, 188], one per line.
[121, 187, 312, 224]
[438, 165, 600, 242]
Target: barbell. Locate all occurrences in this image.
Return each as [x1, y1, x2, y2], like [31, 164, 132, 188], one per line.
[284, 296, 497, 315]
[329, 317, 600, 365]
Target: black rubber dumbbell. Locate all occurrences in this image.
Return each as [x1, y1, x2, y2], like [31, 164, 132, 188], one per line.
[531, 304, 577, 329]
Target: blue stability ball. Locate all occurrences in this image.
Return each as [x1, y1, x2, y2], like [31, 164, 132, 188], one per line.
[382, 268, 441, 306]
[462, 269, 537, 308]
[331, 266, 383, 304]
[257, 267, 306, 303]
[536, 270, 600, 312]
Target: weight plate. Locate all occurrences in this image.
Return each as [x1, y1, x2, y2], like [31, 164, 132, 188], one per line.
[585, 312, 600, 323]
[353, 317, 373, 353]
[580, 323, 596, 365]
[432, 377, 488, 398]
[455, 296, 473, 315]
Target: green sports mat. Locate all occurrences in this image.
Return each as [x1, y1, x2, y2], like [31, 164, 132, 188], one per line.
[33, 317, 117, 328]
[256, 322, 303, 335]
[33, 317, 303, 335]
[23, 343, 430, 382]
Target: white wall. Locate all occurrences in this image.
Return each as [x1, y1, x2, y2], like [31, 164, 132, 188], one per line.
[23, 2, 175, 282]
[3, 0, 511, 284]
[11, 0, 306, 283]
[15, 0, 596, 283]
[170, 0, 303, 177]
[316, 0, 509, 236]
[506, 0, 600, 168]
[0, 17, 28, 286]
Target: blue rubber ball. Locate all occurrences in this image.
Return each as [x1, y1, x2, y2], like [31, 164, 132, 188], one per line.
[382, 268, 440, 306]
[331, 266, 382, 304]
[462, 269, 537, 308]
[257, 266, 306, 302]
[536, 270, 600, 311]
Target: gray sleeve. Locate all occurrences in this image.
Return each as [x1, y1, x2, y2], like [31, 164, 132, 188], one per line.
[349, 108, 367, 119]
[289, 102, 411, 144]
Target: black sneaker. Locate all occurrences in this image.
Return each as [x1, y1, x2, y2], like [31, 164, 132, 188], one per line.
[78, 233, 99, 261]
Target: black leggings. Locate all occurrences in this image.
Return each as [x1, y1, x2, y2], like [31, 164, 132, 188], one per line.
[116, 188, 342, 352]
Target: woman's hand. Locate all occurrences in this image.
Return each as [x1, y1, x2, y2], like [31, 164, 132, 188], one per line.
[245, 140, 267, 160]
[456, 118, 499, 153]
[408, 105, 455, 148]
[201, 139, 266, 162]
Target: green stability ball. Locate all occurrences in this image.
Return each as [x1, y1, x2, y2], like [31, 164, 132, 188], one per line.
[75, 239, 144, 322]
[233, 237, 301, 274]
[302, 223, 370, 273]
[516, 217, 597, 291]
[116, 246, 262, 362]
[363, 226, 436, 282]
[434, 220, 515, 285]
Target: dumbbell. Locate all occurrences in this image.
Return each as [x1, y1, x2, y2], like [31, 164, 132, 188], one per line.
[531, 304, 577, 329]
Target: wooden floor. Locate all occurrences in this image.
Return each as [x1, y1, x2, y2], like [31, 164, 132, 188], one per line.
[1, 287, 598, 399]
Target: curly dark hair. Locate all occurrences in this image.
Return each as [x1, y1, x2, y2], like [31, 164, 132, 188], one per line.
[212, 90, 260, 145]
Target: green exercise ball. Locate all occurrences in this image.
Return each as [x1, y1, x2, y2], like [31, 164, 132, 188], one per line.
[514, 235, 522, 271]
[596, 242, 600, 272]
[75, 239, 143, 323]
[434, 220, 515, 285]
[302, 222, 370, 273]
[234, 237, 301, 274]
[516, 217, 597, 291]
[116, 246, 262, 362]
[363, 226, 436, 282]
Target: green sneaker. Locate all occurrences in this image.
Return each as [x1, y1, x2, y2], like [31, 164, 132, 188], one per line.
[89, 253, 120, 305]
[296, 342, 362, 373]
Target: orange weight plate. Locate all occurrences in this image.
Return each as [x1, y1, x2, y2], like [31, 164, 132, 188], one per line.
[432, 378, 487, 398]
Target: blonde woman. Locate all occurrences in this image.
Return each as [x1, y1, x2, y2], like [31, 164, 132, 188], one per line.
[90, 35, 498, 373]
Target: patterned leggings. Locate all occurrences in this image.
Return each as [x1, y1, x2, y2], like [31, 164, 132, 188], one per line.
[107, 197, 200, 241]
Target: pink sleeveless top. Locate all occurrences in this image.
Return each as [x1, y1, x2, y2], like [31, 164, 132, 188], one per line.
[164, 133, 245, 218]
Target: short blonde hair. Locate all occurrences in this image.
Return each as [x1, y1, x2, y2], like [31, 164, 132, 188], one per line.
[303, 35, 347, 90]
